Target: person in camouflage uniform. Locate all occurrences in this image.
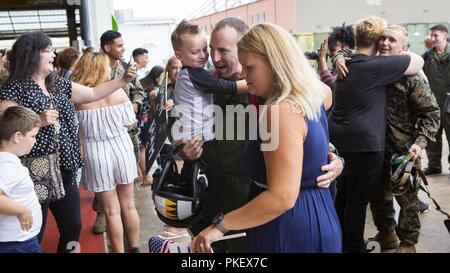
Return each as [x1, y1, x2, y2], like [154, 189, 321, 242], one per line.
[109, 58, 145, 162]
[0, 66, 8, 90]
[369, 25, 441, 253]
[421, 24, 450, 175]
[0, 50, 9, 90]
[101, 31, 145, 163]
[91, 30, 145, 235]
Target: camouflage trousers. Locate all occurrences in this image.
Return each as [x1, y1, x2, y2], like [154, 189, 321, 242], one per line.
[425, 111, 450, 171]
[128, 128, 140, 162]
[369, 154, 421, 245]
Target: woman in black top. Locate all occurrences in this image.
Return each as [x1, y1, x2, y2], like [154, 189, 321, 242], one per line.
[328, 16, 423, 253]
[0, 32, 136, 253]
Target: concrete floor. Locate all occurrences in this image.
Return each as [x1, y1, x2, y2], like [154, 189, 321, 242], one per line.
[134, 138, 450, 253]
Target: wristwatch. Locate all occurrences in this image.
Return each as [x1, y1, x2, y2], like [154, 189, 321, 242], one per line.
[212, 213, 228, 235]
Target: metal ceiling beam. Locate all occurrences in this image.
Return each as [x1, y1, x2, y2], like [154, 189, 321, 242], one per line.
[0, 0, 66, 11]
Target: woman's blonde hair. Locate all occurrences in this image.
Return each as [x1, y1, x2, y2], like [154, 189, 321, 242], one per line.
[238, 23, 324, 120]
[70, 52, 110, 87]
[165, 55, 180, 84]
[355, 16, 387, 48]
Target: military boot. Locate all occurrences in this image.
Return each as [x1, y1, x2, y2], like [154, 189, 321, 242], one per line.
[368, 231, 399, 250]
[395, 242, 416, 253]
[92, 212, 107, 234]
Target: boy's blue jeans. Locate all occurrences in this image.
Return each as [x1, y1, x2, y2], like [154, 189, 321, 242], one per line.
[0, 236, 41, 253]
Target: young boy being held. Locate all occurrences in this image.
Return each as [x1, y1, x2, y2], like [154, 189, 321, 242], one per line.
[171, 19, 248, 142]
[169, 20, 247, 236]
[0, 106, 42, 253]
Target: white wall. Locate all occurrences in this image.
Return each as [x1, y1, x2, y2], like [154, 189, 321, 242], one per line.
[295, 0, 450, 33]
[85, 2, 176, 69]
[85, 0, 115, 49]
[119, 21, 176, 70]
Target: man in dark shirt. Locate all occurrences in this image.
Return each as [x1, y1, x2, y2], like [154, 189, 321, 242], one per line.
[329, 16, 424, 253]
[170, 19, 244, 238]
[208, 17, 253, 252]
[422, 24, 450, 175]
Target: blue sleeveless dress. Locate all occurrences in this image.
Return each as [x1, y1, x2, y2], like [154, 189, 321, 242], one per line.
[242, 107, 342, 253]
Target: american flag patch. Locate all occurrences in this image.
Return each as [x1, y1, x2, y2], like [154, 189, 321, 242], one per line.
[148, 236, 192, 253]
[149, 236, 173, 253]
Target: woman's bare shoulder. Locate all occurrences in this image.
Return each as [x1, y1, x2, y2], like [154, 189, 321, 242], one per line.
[107, 88, 130, 104]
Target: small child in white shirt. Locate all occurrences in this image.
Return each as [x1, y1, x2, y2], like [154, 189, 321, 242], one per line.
[0, 106, 42, 253]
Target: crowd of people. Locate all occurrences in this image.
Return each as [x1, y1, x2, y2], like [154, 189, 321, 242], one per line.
[0, 14, 448, 253]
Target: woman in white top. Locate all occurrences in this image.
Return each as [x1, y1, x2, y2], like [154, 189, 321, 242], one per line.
[72, 52, 140, 253]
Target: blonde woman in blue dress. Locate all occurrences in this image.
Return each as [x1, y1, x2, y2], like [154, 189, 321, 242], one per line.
[71, 52, 140, 253]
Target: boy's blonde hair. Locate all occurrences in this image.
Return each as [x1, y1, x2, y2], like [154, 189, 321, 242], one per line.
[70, 52, 110, 87]
[237, 23, 325, 120]
[0, 106, 40, 143]
[355, 16, 387, 48]
[171, 19, 202, 51]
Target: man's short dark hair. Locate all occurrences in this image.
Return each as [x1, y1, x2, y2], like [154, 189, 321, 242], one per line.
[132, 48, 148, 59]
[430, 24, 448, 34]
[100, 30, 122, 50]
[0, 106, 40, 143]
[328, 23, 356, 50]
[212, 17, 249, 38]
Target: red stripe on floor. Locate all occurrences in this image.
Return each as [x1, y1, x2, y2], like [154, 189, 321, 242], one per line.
[40, 188, 105, 253]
